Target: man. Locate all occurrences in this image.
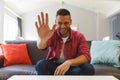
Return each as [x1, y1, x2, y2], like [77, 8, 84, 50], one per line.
[35, 8, 94, 75]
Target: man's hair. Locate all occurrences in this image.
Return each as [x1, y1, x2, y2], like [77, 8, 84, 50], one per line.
[56, 8, 71, 17]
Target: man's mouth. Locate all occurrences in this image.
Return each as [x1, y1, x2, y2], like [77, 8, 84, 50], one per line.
[61, 28, 67, 33]
[60, 28, 69, 36]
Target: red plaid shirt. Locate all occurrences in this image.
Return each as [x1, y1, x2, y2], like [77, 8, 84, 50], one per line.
[46, 29, 91, 62]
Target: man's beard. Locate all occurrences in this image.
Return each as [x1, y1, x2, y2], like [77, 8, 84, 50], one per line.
[59, 28, 70, 37]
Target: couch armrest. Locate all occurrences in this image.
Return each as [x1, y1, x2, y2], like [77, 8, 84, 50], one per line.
[0, 55, 4, 68]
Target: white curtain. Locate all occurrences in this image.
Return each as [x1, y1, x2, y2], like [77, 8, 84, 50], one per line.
[3, 13, 18, 40]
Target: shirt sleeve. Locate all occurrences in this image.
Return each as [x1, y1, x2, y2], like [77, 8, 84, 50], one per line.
[78, 34, 91, 62]
[47, 35, 54, 48]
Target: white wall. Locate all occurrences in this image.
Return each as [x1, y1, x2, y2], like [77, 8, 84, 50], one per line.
[0, 0, 4, 43]
[22, 3, 109, 40]
[98, 13, 109, 40]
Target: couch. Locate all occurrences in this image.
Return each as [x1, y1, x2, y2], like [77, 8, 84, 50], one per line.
[0, 40, 120, 80]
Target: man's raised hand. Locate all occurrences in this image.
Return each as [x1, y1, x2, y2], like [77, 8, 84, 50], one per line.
[35, 12, 56, 42]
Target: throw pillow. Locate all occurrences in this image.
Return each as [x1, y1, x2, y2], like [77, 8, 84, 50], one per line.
[90, 40, 120, 66]
[1, 43, 32, 66]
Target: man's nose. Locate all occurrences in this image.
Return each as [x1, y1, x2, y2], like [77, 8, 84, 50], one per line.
[61, 24, 66, 28]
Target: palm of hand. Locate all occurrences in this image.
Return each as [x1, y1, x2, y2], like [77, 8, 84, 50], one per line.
[38, 25, 53, 40]
[35, 12, 56, 41]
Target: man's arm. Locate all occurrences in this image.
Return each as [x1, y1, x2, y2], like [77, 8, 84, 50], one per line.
[35, 12, 56, 49]
[66, 55, 88, 66]
[37, 39, 47, 49]
[54, 55, 88, 75]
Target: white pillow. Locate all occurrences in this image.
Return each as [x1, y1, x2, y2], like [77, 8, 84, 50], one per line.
[90, 40, 120, 66]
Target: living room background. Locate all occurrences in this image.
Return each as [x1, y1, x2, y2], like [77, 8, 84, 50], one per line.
[22, 3, 109, 41]
[1, 0, 120, 43]
[0, 1, 120, 79]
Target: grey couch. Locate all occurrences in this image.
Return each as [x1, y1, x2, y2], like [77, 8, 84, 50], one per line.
[0, 40, 120, 80]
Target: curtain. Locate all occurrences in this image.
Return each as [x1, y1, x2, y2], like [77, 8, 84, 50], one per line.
[17, 17, 22, 37]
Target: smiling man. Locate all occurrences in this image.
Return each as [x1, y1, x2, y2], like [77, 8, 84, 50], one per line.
[35, 8, 94, 75]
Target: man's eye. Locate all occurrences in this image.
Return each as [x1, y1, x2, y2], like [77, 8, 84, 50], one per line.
[58, 22, 69, 25]
[64, 22, 69, 25]
[58, 22, 62, 25]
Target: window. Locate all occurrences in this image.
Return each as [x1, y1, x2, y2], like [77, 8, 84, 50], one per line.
[3, 13, 18, 40]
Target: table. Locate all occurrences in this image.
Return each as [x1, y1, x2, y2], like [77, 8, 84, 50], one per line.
[7, 75, 118, 80]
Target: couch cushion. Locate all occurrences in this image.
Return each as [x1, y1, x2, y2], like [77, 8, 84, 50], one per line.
[90, 40, 120, 66]
[93, 64, 120, 79]
[5, 40, 48, 65]
[0, 65, 36, 75]
[1, 43, 32, 66]
[0, 65, 36, 80]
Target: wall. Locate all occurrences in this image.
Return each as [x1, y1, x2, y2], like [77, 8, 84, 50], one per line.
[0, 0, 4, 43]
[98, 13, 109, 40]
[22, 3, 109, 40]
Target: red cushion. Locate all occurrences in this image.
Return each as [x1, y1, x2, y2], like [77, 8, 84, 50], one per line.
[1, 43, 32, 66]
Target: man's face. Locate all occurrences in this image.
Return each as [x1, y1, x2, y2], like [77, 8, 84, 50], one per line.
[55, 15, 72, 38]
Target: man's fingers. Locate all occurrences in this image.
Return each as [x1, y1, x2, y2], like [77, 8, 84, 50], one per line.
[46, 13, 48, 25]
[38, 12, 48, 26]
[41, 12, 44, 24]
[54, 69, 58, 75]
[35, 21, 39, 30]
[62, 70, 66, 75]
[59, 69, 65, 75]
[54, 67, 65, 75]
[38, 15, 41, 26]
